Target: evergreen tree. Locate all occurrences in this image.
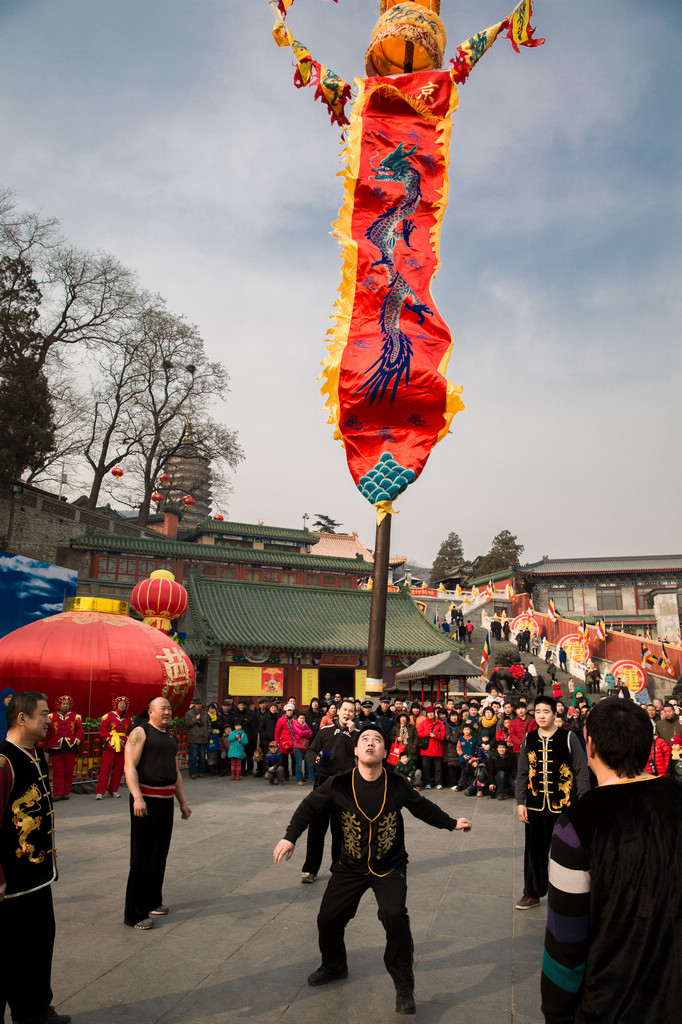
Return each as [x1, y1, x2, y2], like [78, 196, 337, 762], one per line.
[313, 514, 343, 533]
[430, 532, 465, 585]
[477, 530, 524, 575]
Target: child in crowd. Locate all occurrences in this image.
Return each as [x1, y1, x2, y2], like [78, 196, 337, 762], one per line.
[454, 725, 476, 791]
[394, 752, 423, 790]
[225, 723, 248, 780]
[465, 734, 494, 797]
[292, 713, 312, 785]
[265, 740, 285, 784]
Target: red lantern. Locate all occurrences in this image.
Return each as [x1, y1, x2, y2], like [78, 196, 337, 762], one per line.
[182, 494, 196, 508]
[151, 492, 164, 505]
[0, 597, 194, 719]
[158, 473, 171, 486]
[131, 570, 188, 633]
[213, 514, 224, 521]
[111, 466, 124, 480]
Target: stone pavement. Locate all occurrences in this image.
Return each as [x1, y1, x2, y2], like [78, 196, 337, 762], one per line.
[38, 775, 550, 1024]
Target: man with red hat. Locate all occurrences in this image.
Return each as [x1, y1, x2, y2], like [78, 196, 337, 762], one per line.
[45, 694, 83, 801]
[96, 696, 133, 800]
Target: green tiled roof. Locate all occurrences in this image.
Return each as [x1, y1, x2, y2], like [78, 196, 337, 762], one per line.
[469, 566, 515, 587]
[186, 577, 459, 657]
[181, 519, 320, 545]
[70, 533, 373, 572]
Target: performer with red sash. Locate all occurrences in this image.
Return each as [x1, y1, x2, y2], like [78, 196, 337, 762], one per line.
[45, 693, 84, 801]
[123, 696, 191, 930]
[96, 695, 133, 800]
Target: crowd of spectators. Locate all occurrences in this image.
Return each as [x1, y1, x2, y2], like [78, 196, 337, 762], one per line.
[181, 682, 682, 793]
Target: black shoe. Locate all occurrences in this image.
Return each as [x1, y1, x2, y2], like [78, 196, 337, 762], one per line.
[307, 964, 348, 986]
[46, 1007, 73, 1024]
[396, 990, 416, 1014]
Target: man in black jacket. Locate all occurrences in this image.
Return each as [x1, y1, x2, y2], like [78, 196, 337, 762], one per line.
[274, 723, 472, 1015]
[299, 698, 357, 884]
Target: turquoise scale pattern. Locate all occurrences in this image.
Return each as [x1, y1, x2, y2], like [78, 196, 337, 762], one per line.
[357, 451, 416, 504]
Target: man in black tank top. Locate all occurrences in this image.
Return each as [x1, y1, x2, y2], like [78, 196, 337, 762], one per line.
[123, 697, 191, 929]
[274, 723, 473, 1015]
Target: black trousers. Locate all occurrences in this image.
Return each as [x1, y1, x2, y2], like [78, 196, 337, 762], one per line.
[317, 864, 414, 991]
[523, 807, 558, 899]
[0, 884, 55, 1023]
[125, 795, 174, 924]
[301, 800, 342, 875]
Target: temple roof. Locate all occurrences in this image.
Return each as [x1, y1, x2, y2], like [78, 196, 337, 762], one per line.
[71, 532, 372, 572]
[522, 555, 682, 576]
[313, 531, 406, 568]
[181, 519, 320, 545]
[185, 576, 459, 657]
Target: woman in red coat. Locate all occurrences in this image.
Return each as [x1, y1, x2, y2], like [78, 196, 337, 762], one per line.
[417, 706, 446, 789]
[96, 695, 133, 799]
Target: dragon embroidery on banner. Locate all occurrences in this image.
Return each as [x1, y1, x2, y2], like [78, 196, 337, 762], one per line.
[360, 142, 432, 405]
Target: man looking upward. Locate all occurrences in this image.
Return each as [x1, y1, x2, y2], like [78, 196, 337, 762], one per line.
[123, 696, 191, 930]
[274, 723, 472, 1015]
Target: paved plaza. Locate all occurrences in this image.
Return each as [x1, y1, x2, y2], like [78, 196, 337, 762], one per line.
[44, 777, 548, 1024]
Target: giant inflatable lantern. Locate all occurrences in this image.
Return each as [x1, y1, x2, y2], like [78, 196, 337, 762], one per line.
[0, 584, 194, 720]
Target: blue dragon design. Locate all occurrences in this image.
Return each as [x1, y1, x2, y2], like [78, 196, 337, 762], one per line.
[360, 142, 432, 404]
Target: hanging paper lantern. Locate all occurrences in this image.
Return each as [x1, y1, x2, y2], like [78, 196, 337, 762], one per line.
[158, 472, 171, 486]
[0, 597, 194, 719]
[131, 569, 188, 633]
[365, 2, 447, 77]
[151, 491, 164, 505]
[182, 494, 196, 508]
[213, 514, 224, 521]
[111, 466, 124, 481]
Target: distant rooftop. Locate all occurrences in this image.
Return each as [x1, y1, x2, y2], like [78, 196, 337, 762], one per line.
[522, 555, 682, 575]
[182, 519, 320, 545]
[314, 531, 406, 567]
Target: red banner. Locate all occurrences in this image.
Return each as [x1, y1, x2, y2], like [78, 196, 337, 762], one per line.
[321, 70, 464, 511]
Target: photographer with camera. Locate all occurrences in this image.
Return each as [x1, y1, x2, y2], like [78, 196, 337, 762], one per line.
[299, 697, 357, 885]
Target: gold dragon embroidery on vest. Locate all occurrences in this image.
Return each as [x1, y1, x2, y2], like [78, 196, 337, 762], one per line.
[340, 810, 362, 858]
[12, 784, 45, 864]
[376, 812, 398, 859]
[551, 764, 574, 811]
[527, 749, 538, 796]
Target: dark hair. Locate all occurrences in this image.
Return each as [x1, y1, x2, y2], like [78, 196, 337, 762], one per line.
[396, 711, 409, 726]
[6, 691, 48, 730]
[534, 695, 557, 713]
[585, 697, 651, 777]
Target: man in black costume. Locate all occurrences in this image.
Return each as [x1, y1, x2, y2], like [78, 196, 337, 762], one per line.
[0, 692, 71, 1024]
[541, 697, 682, 1023]
[123, 696, 191, 929]
[273, 723, 472, 1015]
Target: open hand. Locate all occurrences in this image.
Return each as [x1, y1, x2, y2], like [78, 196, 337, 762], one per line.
[273, 839, 295, 862]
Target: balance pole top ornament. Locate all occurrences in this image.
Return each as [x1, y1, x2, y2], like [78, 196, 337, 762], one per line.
[366, 2, 447, 77]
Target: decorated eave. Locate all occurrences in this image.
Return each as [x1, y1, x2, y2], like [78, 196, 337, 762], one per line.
[184, 576, 459, 659]
[70, 532, 372, 572]
[520, 555, 682, 590]
[180, 519, 320, 546]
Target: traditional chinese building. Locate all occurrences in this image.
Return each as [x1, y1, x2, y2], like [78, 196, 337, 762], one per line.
[518, 555, 682, 637]
[67, 516, 456, 701]
[182, 573, 458, 703]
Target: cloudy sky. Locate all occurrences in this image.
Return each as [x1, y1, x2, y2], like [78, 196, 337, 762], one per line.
[1, 0, 679, 569]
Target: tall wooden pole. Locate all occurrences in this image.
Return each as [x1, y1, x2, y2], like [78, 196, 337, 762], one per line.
[366, 513, 392, 696]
